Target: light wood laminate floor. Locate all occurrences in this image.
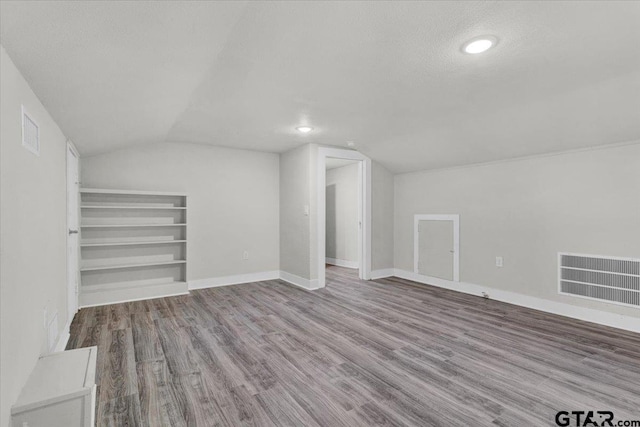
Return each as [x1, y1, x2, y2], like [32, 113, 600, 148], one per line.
[67, 266, 640, 426]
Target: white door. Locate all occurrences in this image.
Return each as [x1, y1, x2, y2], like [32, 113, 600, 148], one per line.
[67, 145, 80, 322]
[418, 220, 454, 280]
[414, 214, 460, 282]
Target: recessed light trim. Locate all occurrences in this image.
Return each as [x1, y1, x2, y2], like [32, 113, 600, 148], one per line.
[462, 35, 498, 54]
[296, 126, 313, 133]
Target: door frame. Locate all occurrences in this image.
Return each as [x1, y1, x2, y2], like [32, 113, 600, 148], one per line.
[317, 147, 371, 288]
[66, 141, 80, 322]
[414, 214, 460, 282]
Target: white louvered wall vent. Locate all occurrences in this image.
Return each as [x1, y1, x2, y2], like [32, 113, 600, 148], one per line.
[21, 106, 39, 156]
[559, 253, 640, 308]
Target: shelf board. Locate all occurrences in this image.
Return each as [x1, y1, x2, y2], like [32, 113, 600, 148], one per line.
[81, 223, 186, 228]
[81, 240, 186, 248]
[82, 280, 187, 294]
[81, 205, 186, 210]
[81, 188, 187, 197]
[81, 260, 186, 272]
[79, 281, 189, 307]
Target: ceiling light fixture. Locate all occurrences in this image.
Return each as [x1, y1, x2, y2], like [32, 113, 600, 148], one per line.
[462, 36, 497, 54]
[296, 126, 313, 133]
[347, 141, 355, 148]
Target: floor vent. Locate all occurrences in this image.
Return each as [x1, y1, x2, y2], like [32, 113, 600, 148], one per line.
[559, 253, 640, 308]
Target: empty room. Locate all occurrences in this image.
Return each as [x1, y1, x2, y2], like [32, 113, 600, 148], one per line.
[1, 1, 639, 427]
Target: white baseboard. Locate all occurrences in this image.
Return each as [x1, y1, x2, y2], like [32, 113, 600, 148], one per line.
[325, 257, 359, 269]
[279, 271, 321, 290]
[370, 268, 395, 280]
[54, 318, 72, 352]
[393, 269, 640, 334]
[189, 271, 280, 290]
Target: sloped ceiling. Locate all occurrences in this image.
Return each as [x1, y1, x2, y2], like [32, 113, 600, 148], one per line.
[1, 1, 639, 173]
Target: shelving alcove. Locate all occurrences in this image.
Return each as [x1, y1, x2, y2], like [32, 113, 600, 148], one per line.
[79, 188, 188, 306]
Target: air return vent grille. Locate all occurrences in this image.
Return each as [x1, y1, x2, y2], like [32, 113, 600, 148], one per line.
[559, 253, 640, 308]
[21, 106, 39, 156]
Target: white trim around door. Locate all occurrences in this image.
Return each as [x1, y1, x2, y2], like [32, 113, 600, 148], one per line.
[317, 147, 372, 288]
[413, 214, 460, 282]
[66, 141, 81, 326]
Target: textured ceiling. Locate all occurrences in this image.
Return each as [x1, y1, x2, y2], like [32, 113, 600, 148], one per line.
[1, 1, 639, 173]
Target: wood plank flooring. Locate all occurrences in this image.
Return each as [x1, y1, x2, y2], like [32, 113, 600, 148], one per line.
[67, 266, 640, 426]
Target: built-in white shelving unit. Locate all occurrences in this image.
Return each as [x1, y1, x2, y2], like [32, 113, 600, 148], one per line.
[79, 189, 188, 307]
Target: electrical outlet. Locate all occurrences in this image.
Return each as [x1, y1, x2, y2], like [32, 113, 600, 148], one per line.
[243, 251, 249, 260]
[496, 256, 503, 268]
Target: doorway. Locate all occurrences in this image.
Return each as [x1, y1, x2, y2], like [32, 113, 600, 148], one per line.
[325, 158, 360, 272]
[414, 214, 460, 282]
[317, 147, 371, 288]
[66, 142, 80, 323]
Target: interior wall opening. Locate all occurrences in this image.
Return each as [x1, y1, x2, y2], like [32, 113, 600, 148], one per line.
[317, 147, 372, 289]
[325, 157, 362, 279]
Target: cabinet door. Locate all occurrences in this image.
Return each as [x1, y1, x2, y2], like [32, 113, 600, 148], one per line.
[13, 397, 85, 427]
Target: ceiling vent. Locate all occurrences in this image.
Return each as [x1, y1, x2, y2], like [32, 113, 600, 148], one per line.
[21, 106, 39, 156]
[559, 253, 640, 308]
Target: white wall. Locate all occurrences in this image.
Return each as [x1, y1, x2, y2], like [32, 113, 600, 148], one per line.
[325, 163, 359, 264]
[372, 161, 394, 271]
[279, 144, 314, 281]
[309, 144, 319, 281]
[0, 46, 70, 427]
[81, 143, 280, 281]
[394, 142, 640, 318]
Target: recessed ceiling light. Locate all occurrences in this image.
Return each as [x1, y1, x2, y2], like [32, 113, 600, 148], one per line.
[462, 36, 497, 54]
[296, 126, 313, 133]
[347, 141, 355, 147]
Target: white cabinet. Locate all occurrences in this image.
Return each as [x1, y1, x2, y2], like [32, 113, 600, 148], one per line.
[79, 188, 188, 306]
[11, 347, 97, 427]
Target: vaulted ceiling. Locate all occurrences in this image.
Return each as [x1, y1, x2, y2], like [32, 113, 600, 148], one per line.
[2, 1, 639, 173]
